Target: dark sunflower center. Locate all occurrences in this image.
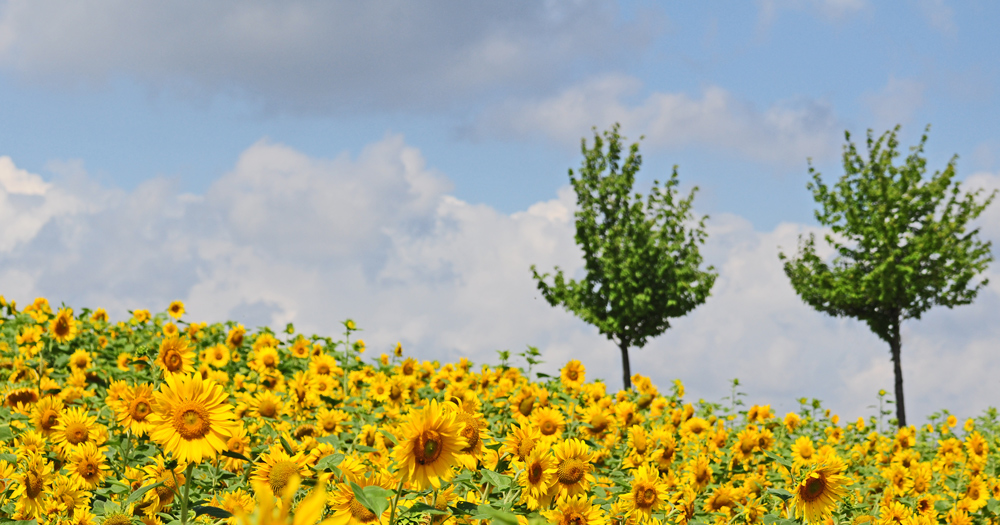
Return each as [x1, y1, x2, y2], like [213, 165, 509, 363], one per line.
[81, 461, 98, 478]
[41, 410, 59, 430]
[567, 370, 578, 381]
[557, 459, 585, 485]
[540, 420, 558, 436]
[415, 431, 442, 465]
[349, 498, 378, 521]
[460, 418, 479, 453]
[801, 475, 826, 502]
[295, 425, 316, 439]
[55, 318, 70, 336]
[26, 471, 44, 498]
[518, 397, 535, 417]
[567, 513, 586, 525]
[636, 485, 657, 508]
[259, 401, 277, 418]
[166, 352, 183, 371]
[67, 423, 88, 444]
[173, 405, 211, 440]
[528, 462, 544, 484]
[131, 400, 151, 420]
[268, 460, 300, 494]
[588, 416, 609, 434]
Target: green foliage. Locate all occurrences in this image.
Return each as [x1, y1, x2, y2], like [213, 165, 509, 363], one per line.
[779, 124, 998, 426]
[531, 123, 717, 389]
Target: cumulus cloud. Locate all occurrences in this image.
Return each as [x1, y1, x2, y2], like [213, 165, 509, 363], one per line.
[465, 74, 842, 166]
[1, 142, 997, 424]
[0, 1, 657, 113]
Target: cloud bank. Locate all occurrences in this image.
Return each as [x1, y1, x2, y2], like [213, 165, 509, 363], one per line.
[0, 1, 657, 113]
[1, 139, 998, 424]
[465, 75, 843, 166]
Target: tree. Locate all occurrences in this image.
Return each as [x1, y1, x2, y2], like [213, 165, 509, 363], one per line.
[530, 124, 718, 391]
[778, 125, 997, 427]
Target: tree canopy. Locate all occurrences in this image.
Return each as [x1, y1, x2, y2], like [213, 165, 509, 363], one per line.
[531, 123, 717, 390]
[779, 125, 997, 426]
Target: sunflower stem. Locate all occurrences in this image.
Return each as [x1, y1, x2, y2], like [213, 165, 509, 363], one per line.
[387, 479, 405, 525]
[179, 462, 195, 525]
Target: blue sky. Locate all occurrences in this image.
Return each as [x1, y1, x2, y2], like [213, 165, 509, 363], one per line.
[1, 1, 999, 423]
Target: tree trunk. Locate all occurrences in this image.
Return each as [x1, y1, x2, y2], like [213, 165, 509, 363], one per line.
[619, 338, 632, 391]
[889, 310, 906, 427]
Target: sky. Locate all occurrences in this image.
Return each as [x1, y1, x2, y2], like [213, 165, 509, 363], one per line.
[0, 0, 998, 424]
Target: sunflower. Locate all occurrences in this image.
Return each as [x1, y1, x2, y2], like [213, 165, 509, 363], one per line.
[518, 447, 558, 510]
[531, 405, 566, 439]
[316, 407, 351, 435]
[141, 456, 187, 516]
[205, 344, 231, 368]
[51, 475, 90, 518]
[148, 373, 238, 464]
[289, 336, 312, 358]
[620, 464, 670, 522]
[49, 307, 78, 343]
[309, 352, 340, 376]
[221, 422, 251, 472]
[541, 495, 608, 525]
[580, 403, 615, 439]
[30, 395, 63, 436]
[90, 307, 108, 323]
[116, 382, 156, 436]
[226, 324, 246, 348]
[251, 445, 311, 495]
[791, 435, 816, 469]
[502, 423, 540, 462]
[50, 405, 100, 455]
[392, 399, 468, 490]
[250, 346, 280, 374]
[550, 438, 596, 500]
[155, 335, 195, 376]
[14, 430, 46, 458]
[10, 451, 53, 518]
[68, 349, 92, 372]
[453, 404, 488, 470]
[686, 455, 714, 491]
[132, 309, 151, 324]
[167, 300, 185, 319]
[116, 352, 132, 371]
[251, 389, 285, 419]
[67, 441, 110, 489]
[793, 461, 849, 524]
[211, 488, 256, 524]
[704, 483, 741, 515]
[327, 472, 394, 525]
[560, 359, 586, 387]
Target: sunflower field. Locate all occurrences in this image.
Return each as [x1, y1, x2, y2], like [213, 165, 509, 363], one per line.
[0, 297, 997, 525]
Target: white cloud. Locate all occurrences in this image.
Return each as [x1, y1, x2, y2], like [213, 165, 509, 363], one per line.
[466, 75, 842, 166]
[1, 146, 998, 424]
[0, 1, 657, 113]
[864, 76, 926, 130]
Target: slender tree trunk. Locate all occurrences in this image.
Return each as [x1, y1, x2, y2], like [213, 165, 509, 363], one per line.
[619, 338, 632, 391]
[890, 311, 906, 427]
